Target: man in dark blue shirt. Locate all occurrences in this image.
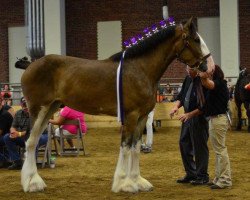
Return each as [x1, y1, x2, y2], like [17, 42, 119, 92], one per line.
[170, 66, 209, 185]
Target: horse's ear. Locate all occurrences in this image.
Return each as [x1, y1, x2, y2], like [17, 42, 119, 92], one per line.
[183, 17, 197, 37]
[183, 17, 193, 30]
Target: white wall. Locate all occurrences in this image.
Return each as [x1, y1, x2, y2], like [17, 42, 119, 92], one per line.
[8, 26, 29, 83]
[198, 17, 221, 66]
[44, 0, 66, 55]
[97, 21, 122, 60]
[220, 0, 239, 82]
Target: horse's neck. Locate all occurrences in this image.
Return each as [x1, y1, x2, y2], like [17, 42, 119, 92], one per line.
[136, 39, 176, 83]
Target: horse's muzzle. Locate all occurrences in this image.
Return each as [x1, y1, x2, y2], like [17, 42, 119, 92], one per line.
[197, 60, 208, 72]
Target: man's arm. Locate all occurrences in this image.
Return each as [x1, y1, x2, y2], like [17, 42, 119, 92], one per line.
[49, 115, 65, 125]
[169, 100, 182, 118]
[10, 127, 27, 138]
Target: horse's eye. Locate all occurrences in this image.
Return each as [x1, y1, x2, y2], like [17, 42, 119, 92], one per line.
[194, 37, 200, 43]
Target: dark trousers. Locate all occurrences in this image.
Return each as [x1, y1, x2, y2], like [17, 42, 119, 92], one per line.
[179, 116, 209, 179]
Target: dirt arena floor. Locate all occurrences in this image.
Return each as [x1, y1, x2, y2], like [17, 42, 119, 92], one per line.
[0, 126, 250, 200]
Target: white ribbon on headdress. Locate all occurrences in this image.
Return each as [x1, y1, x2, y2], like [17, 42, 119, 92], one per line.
[116, 51, 126, 122]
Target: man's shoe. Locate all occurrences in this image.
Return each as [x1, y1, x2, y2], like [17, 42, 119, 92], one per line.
[190, 178, 209, 185]
[0, 161, 12, 168]
[176, 176, 196, 183]
[0, 161, 5, 168]
[8, 160, 22, 170]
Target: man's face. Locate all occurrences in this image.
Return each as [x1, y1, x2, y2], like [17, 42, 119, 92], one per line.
[21, 99, 28, 112]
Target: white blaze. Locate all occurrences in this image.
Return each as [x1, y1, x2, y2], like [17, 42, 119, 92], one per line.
[197, 33, 215, 74]
[197, 33, 210, 57]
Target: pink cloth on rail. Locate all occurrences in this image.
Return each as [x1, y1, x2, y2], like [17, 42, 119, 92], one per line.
[60, 106, 87, 134]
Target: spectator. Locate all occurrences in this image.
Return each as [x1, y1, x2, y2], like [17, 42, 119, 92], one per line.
[170, 65, 209, 185]
[163, 83, 174, 102]
[49, 106, 87, 148]
[0, 96, 13, 168]
[1, 84, 13, 106]
[3, 97, 47, 170]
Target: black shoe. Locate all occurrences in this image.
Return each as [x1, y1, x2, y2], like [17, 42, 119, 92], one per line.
[8, 160, 22, 170]
[190, 178, 209, 185]
[0, 161, 12, 168]
[0, 161, 5, 168]
[177, 175, 196, 183]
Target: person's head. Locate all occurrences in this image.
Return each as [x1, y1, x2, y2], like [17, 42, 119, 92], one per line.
[186, 65, 198, 78]
[166, 83, 172, 92]
[20, 97, 28, 112]
[212, 64, 224, 80]
[4, 84, 9, 90]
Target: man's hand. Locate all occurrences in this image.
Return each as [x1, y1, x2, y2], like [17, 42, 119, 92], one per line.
[178, 113, 191, 122]
[10, 131, 20, 138]
[169, 106, 179, 119]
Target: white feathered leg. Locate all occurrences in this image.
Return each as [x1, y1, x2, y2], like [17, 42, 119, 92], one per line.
[21, 107, 49, 192]
[112, 141, 153, 193]
[112, 146, 133, 192]
[21, 139, 46, 192]
[132, 142, 153, 191]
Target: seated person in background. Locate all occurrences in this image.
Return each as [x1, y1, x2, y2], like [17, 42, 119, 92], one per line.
[2, 101, 15, 117]
[0, 96, 13, 168]
[1, 84, 13, 106]
[1, 84, 12, 99]
[3, 97, 30, 170]
[3, 97, 47, 170]
[49, 106, 87, 148]
[163, 83, 174, 102]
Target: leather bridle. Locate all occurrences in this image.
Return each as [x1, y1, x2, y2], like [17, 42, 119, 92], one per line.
[175, 25, 211, 71]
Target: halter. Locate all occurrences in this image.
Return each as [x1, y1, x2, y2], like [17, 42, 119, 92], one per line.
[175, 25, 211, 71]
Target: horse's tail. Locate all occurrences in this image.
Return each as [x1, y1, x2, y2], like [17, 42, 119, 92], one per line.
[15, 57, 31, 70]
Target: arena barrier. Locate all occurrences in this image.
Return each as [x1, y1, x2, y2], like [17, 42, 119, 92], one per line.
[12, 100, 247, 128]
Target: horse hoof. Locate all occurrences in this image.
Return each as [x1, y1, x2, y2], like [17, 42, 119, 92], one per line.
[112, 177, 138, 193]
[137, 176, 153, 192]
[22, 172, 47, 192]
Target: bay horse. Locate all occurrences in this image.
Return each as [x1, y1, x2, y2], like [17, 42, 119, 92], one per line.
[20, 18, 212, 193]
[235, 67, 250, 132]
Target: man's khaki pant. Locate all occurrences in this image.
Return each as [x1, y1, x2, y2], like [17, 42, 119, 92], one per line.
[209, 114, 232, 188]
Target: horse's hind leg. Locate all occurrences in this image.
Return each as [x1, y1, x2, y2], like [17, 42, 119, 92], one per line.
[21, 101, 61, 192]
[112, 114, 153, 193]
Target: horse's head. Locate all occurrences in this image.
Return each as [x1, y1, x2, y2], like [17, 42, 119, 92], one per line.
[174, 17, 211, 72]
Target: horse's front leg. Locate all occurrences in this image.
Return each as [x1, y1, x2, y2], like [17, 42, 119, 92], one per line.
[112, 115, 153, 193]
